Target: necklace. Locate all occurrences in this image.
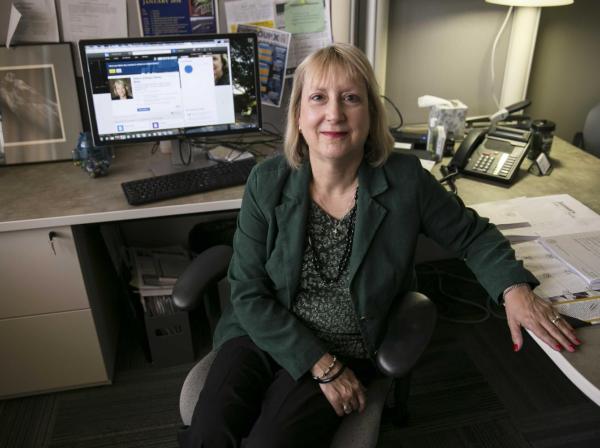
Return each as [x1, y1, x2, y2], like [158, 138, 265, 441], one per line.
[308, 186, 359, 286]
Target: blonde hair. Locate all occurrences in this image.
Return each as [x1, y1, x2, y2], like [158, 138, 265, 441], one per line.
[113, 79, 129, 97]
[284, 43, 394, 169]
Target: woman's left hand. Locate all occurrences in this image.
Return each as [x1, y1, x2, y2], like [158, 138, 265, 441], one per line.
[503, 284, 581, 352]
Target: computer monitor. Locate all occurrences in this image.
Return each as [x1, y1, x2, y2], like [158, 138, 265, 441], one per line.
[79, 33, 262, 147]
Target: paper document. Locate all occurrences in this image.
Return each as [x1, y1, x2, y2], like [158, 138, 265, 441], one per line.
[420, 159, 436, 172]
[472, 194, 600, 242]
[470, 198, 529, 227]
[274, 0, 332, 77]
[11, 0, 60, 44]
[224, 0, 275, 32]
[130, 246, 190, 289]
[540, 231, 600, 289]
[514, 241, 590, 298]
[513, 238, 600, 324]
[56, 0, 128, 75]
[471, 197, 538, 243]
[552, 296, 600, 325]
[6, 5, 22, 47]
[284, 1, 326, 34]
[511, 194, 600, 237]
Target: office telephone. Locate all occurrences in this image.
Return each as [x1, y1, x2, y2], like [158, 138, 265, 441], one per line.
[448, 126, 532, 185]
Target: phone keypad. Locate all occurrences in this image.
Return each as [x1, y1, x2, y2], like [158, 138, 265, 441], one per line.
[473, 154, 495, 173]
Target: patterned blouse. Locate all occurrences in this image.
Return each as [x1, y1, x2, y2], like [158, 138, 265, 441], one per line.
[291, 200, 369, 359]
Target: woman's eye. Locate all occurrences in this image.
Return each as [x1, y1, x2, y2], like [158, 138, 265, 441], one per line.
[309, 94, 324, 102]
[344, 94, 360, 103]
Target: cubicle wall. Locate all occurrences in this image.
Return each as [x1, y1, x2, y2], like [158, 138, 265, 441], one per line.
[383, 0, 600, 140]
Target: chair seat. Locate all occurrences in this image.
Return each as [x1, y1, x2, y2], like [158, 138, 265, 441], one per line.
[180, 351, 218, 426]
[179, 351, 392, 448]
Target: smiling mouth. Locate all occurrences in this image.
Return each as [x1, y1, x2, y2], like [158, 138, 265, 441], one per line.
[321, 131, 348, 138]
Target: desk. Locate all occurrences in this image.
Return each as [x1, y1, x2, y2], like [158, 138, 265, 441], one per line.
[0, 138, 598, 402]
[433, 138, 600, 407]
[0, 145, 245, 398]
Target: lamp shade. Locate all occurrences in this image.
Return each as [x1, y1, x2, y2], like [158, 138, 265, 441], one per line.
[485, 0, 573, 6]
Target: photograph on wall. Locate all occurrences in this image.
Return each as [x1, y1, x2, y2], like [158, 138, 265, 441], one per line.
[0, 65, 65, 146]
[0, 44, 82, 164]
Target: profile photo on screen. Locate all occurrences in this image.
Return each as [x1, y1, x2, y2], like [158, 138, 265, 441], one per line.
[110, 78, 133, 100]
[212, 54, 230, 86]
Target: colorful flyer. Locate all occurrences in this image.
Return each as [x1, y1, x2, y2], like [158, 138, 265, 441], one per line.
[237, 24, 290, 108]
[138, 0, 217, 36]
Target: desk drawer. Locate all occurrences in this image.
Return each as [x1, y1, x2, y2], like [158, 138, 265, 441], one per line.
[0, 309, 109, 398]
[0, 226, 89, 318]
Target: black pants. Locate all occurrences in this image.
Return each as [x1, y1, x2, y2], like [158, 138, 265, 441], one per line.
[179, 336, 377, 448]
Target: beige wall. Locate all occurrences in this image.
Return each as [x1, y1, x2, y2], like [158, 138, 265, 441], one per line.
[528, 0, 600, 141]
[384, 0, 509, 125]
[384, 0, 600, 141]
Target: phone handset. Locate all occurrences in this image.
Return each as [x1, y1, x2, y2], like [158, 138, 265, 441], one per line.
[448, 129, 487, 172]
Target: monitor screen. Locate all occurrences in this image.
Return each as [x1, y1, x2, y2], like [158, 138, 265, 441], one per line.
[79, 33, 262, 147]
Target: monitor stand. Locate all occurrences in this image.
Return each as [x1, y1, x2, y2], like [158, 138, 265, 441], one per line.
[148, 139, 215, 177]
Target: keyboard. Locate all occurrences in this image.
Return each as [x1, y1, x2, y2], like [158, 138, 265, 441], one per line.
[122, 157, 256, 205]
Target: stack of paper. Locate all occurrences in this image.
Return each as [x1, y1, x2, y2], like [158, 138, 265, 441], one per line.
[539, 231, 600, 289]
[472, 195, 600, 324]
[551, 296, 600, 325]
[130, 246, 190, 289]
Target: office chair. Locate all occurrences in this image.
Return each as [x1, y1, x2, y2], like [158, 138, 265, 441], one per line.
[573, 102, 600, 157]
[172, 245, 437, 448]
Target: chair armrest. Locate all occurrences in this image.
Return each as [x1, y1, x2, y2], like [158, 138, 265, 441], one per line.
[172, 245, 232, 311]
[375, 292, 436, 378]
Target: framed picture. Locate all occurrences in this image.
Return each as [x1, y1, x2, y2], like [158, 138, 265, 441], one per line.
[0, 44, 82, 164]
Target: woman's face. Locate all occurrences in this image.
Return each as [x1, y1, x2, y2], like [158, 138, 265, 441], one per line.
[212, 55, 223, 80]
[115, 82, 127, 99]
[298, 68, 369, 165]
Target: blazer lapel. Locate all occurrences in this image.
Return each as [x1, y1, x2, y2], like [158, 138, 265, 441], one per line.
[348, 161, 389, 285]
[274, 162, 311, 307]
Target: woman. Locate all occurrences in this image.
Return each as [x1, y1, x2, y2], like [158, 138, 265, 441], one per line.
[180, 43, 580, 448]
[212, 54, 230, 86]
[112, 79, 131, 100]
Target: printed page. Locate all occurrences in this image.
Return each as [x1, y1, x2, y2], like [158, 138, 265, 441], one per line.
[12, 0, 60, 44]
[540, 231, 600, 288]
[511, 194, 600, 237]
[56, 0, 128, 75]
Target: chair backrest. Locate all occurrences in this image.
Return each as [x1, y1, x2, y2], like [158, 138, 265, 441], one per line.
[583, 102, 600, 157]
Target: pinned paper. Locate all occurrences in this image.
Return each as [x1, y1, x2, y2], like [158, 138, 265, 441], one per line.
[224, 0, 275, 33]
[10, 0, 60, 45]
[6, 5, 22, 48]
[284, 1, 325, 34]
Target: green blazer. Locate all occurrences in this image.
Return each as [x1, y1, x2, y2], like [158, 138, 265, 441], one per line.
[213, 153, 538, 380]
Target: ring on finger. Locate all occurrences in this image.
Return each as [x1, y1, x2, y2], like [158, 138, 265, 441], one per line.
[343, 404, 352, 414]
[550, 314, 562, 325]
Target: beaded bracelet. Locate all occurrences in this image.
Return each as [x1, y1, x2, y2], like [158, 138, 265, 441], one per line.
[314, 364, 347, 384]
[312, 355, 337, 381]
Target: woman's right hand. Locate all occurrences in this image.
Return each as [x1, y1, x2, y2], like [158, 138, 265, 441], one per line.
[311, 354, 367, 416]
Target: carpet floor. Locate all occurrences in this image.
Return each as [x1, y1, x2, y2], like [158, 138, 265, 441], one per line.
[2, 261, 599, 447]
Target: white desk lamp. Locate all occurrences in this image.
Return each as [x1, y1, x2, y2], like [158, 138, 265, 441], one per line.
[486, 0, 573, 108]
